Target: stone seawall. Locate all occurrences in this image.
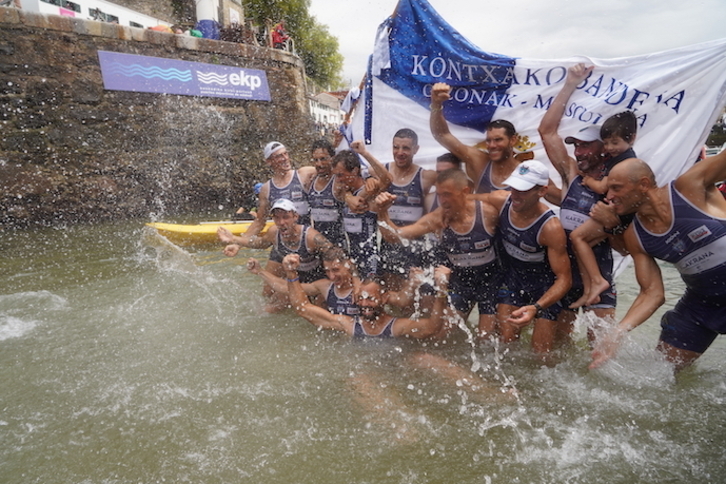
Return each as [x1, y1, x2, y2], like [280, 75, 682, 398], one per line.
[0, 7, 315, 227]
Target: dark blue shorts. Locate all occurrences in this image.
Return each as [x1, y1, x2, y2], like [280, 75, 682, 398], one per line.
[448, 265, 503, 315]
[659, 289, 726, 354]
[379, 239, 423, 277]
[497, 271, 562, 321]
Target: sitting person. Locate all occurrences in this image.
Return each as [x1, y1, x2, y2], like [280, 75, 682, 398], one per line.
[218, 198, 333, 312]
[282, 254, 453, 339]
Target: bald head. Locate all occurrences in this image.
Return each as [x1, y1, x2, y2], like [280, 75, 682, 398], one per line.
[610, 158, 657, 187]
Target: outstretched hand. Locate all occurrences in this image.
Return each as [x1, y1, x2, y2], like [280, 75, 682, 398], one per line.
[589, 327, 625, 369]
[217, 226, 235, 243]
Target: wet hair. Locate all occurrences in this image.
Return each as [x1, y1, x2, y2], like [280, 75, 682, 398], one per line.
[393, 128, 418, 146]
[486, 119, 517, 138]
[311, 139, 335, 157]
[601, 111, 637, 143]
[436, 152, 462, 169]
[436, 167, 468, 187]
[322, 246, 349, 263]
[332, 150, 361, 173]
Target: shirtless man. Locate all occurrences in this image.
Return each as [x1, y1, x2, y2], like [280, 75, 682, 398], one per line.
[244, 141, 315, 237]
[591, 148, 726, 372]
[380, 129, 437, 290]
[429, 83, 520, 194]
[282, 254, 452, 339]
[473, 160, 572, 353]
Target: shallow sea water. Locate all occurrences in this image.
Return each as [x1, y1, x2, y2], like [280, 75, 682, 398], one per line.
[1, 221, 724, 483]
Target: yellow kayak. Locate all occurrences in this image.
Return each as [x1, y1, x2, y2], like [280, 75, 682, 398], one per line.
[145, 220, 274, 247]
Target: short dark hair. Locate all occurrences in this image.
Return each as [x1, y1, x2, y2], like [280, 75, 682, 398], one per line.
[332, 150, 361, 173]
[436, 152, 462, 169]
[486, 119, 517, 138]
[393, 128, 418, 146]
[601, 111, 637, 143]
[311, 139, 335, 157]
[436, 167, 468, 187]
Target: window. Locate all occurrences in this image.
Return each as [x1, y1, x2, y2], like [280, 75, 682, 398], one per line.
[61, 1, 80, 12]
[129, 21, 144, 29]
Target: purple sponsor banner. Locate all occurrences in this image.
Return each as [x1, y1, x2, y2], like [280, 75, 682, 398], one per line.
[97, 51, 271, 101]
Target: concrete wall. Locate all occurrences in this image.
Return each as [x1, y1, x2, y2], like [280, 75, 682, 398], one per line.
[0, 7, 316, 227]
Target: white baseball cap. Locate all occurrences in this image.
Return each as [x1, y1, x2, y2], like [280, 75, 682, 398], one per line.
[271, 198, 297, 213]
[565, 125, 602, 144]
[264, 141, 285, 160]
[503, 160, 550, 191]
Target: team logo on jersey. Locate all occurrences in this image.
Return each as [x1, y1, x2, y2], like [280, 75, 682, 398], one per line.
[687, 225, 712, 243]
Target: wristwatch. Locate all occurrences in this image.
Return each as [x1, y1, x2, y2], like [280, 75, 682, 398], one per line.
[533, 302, 543, 317]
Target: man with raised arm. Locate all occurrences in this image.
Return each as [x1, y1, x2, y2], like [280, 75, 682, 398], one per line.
[429, 83, 520, 194]
[538, 63, 618, 342]
[282, 254, 453, 339]
[591, 147, 726, 372]
[244, 141, 316, 237]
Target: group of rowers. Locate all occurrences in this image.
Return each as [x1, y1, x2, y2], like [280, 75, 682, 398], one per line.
[218, 64, 726, 373]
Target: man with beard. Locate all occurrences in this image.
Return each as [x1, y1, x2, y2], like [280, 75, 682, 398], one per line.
[282, 254, 453, 339]
[591, 148, 726, 372]
[244, 141, 315, 237]
[429, 83, 520, 194]
[307, 139, 347, 249]
[218, 199, 333, 311]
[380, 128, 437, 291]
[375, 168, 501, 339]
[538, 63, 619, 343]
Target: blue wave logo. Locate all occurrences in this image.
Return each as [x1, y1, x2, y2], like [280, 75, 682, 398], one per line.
[196, 71, 229, 85]
[107, 62, 193, 82]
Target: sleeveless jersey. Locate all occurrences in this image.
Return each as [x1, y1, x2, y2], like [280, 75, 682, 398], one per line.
[559, 174, 614, 288]
[441, 201, 496, 269]
[499, 195, 556, 274]
[343, 186, 378, 274]
[475, 162, 510, 194]
[353, 317, 396, 338]
[268, 170, 310, 221]
[325, 283, 358, 316]
[308, 175, 346, 247]
[633, 183, 726, 297]
[385, 163, 426, 226]
[273, 225, 322, 279]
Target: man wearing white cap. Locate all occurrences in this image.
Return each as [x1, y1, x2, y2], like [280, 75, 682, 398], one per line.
[473, 160, 571, 354]
[538, 63, 619, 344]
[218, 198, 333, 312]
[243, 141, 316, 238]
